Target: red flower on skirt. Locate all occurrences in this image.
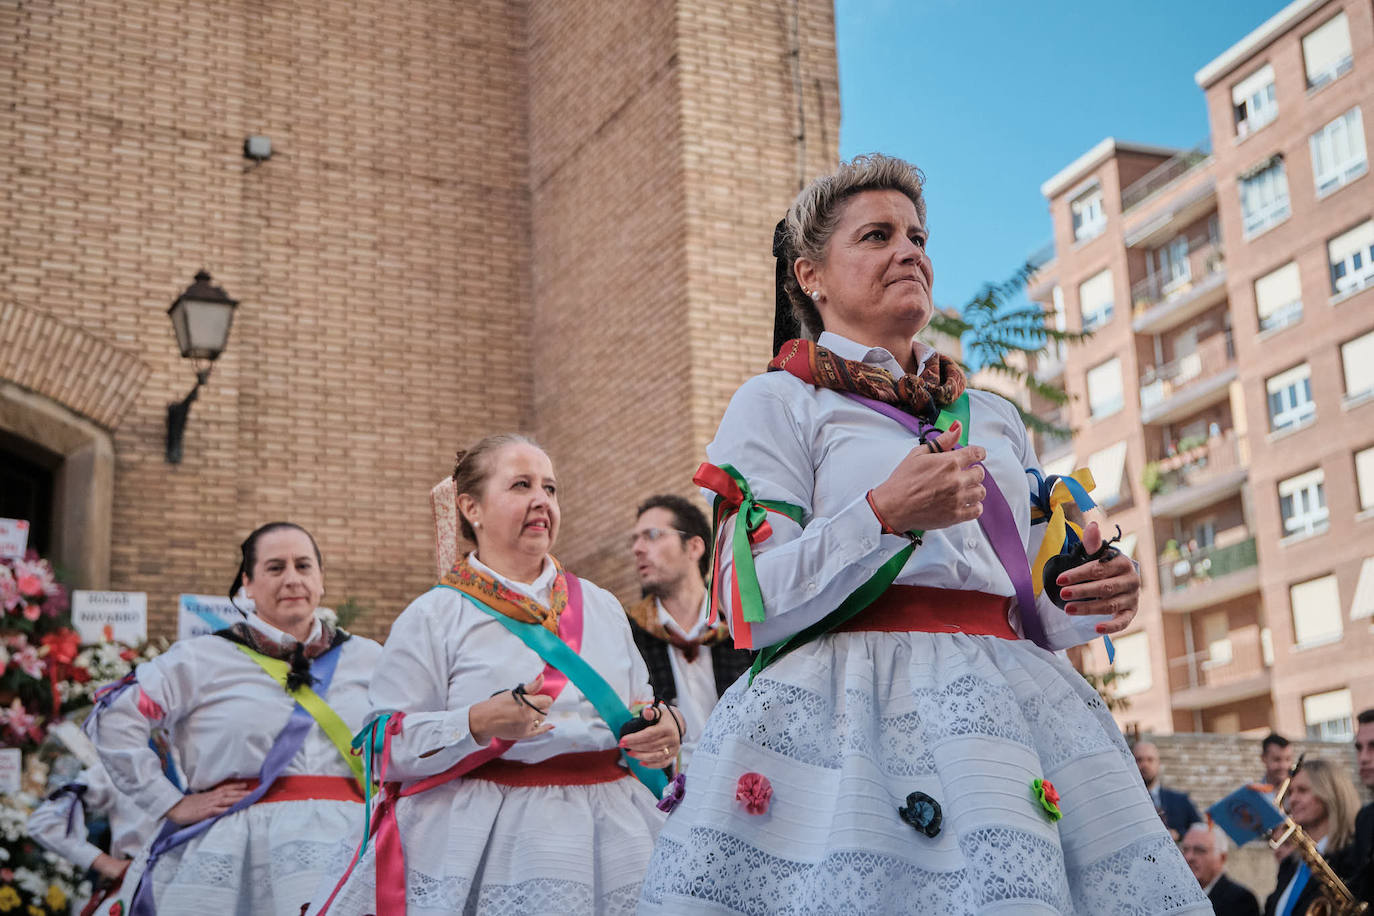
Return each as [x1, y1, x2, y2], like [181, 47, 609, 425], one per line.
[735, 772, 773, 815]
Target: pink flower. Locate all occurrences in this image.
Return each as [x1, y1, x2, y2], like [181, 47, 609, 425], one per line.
[12, 644, 43, 678]
[0, 567, 19, 611]
[15, 573, 43, 597]
[22, 602, 41, 621]
[735, 772, 773, 815]
[0, 698, 43, 742]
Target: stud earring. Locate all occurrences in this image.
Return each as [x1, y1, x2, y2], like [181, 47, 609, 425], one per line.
[810, 290, 821, 301]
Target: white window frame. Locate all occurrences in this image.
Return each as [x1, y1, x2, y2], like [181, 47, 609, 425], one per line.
[1078, 268, 1114, 331]
[1086, 357, 1124, 419]
[1071, 186, 1106, 242]
[1355, 445, 1374, 511]
[1310, 108, 1367, 197]
[1278, 468, 1328, 537]
[1302, 12, 1353, 90]
[1156, 236, 1192, 291]
[1232, 64, 1278, 137]
[1239, 158, 1291, 238]
[1266, 363, 1315, 431]
[1342, 331, 1374, 401]
[1254, 261, 1303, 333]
[1303, 687, 1353, 741]
[1328, 220, 1374, 297]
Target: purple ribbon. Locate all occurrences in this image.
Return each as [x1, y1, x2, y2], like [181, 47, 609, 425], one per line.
[129, 641, 346, 916]
[842, 392, 1049, 649]
[45, 783, 87, 836]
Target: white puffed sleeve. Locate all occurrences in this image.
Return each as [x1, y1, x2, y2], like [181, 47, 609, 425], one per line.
[26, 769, 104, 870]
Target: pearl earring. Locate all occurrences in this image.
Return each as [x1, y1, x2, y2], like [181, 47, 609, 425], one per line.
[810, 290, 821, 301]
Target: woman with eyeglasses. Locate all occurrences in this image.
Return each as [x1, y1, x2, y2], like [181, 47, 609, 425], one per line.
[311, 434, 679, 916]
[87, 522, 382, 916]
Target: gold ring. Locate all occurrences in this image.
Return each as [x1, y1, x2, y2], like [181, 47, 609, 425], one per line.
[534, 718, 544, 728]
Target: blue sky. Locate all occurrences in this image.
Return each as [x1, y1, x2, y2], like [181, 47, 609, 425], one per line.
[834, 0, 1284, 314]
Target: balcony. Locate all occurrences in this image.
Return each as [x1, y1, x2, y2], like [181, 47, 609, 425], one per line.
[1131, 241, 1228, 335]
[1157, 536, 1260, 613]
[1139, 333, 1237, 426]
[1122, 145, 1211, 212]
[1121, 145, 1216, 249]
[1168, 623, 1271, 710]
[1146, 434, 1248, 518]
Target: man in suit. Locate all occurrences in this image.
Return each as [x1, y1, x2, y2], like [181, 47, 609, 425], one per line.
[625, 495, 753, 769]
[1181, 823, 1260, 916]
[1353, 708, 1374, 905]
[1133, 740, 1202, 841]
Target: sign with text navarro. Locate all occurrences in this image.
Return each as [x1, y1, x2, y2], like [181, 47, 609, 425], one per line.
[72, 591, 148, 645]
[177, 594, 250, 640]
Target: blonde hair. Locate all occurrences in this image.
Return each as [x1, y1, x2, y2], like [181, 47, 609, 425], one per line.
[451, 433, 543, 542]
[781, 153, 928, 337]
[1299, 758, 1361, 850]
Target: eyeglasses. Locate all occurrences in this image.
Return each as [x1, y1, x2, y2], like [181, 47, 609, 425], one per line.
[627, 527, 689, 550]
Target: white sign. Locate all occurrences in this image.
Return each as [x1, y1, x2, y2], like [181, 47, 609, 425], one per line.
[72, 590, 147, 645]
[177, 594, 250, 640]
[0, 748, 21, 794]
[0, 518, 29, 559]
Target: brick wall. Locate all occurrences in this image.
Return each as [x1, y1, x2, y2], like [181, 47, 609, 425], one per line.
[1, 0, 839, 634]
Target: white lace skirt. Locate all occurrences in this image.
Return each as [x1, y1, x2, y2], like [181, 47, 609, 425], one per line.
[310, 773, 666, 915]
[98, 798, 361, 916]
[639, 632, 1211, 915]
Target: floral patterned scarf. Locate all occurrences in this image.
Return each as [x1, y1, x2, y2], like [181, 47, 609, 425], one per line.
[769, 337, 965, 421]
[440, 555, 568, 633]
[215, 617, 348, 692]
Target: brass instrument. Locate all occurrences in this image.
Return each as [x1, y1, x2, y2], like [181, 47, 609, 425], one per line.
[1268, 755, 1368, 916]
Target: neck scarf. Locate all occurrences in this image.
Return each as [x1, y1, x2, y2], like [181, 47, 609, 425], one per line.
[770, 337, 965, 421]
[440, 554, 568, 633]
[215, 618, 348, 692]
[626, 596, 730, 662]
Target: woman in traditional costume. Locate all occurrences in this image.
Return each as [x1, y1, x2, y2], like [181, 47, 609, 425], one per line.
[639, 154, 1210, 914]
[311, 434, 677, 916]
[88, 522, 381, 916]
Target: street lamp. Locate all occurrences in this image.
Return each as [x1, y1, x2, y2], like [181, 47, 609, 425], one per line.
[165, 270, 237, 463]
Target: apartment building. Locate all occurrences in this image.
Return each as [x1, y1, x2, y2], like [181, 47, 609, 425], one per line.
[1023, 0, 1374, 738]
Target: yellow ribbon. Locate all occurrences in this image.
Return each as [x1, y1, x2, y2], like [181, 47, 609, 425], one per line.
[1030, 468, 1097, 596]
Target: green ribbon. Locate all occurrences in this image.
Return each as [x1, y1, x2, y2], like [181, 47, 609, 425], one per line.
[713, 464, 804, 625]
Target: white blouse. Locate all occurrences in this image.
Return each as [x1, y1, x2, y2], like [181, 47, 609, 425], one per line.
[368, 554, 655, 784]
[709, 330, 1108, 651]
[26, 763, 157, 869]
[92, 615, 382, 819]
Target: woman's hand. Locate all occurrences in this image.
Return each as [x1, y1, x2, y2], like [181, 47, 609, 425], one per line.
[618, 704, 682, 770]
[164, 781, 253, 825]
[468, 673, 555, 745]
[92, 853, 132, 881]
[1056, 521, 1140, 635]
[868, 423, 988, 534]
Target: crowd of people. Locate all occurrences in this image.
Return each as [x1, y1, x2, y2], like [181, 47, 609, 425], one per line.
[20, 154, 1374, 914]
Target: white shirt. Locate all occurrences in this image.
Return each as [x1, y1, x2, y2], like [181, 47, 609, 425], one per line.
[367, 557, 655, 784]
[92, 614, 382, 818]
[656, 593, 716, 768]
[707, 331, 1106, 650]
[26, 763, 158, 869]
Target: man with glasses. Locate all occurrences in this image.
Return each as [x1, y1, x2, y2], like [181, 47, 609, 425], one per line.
[625, 495, 753, 768]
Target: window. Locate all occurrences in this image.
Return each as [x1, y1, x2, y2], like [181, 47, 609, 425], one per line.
[1302, 12, 1353, 90]
[1328, 220, 1374, 297]
[1266, 363, 1315, 431]
[1342, 331, 1374, 399]
[1357, 446, 1374, 510]
[1311, 108, 1367, 196]
[1232, 64, 1278, 136]
[1279, 468, 1328, 537]
[1303, 688, 1353, 741]
[1240, 157, 1290, 237]
[1078, 269, 1114, 331]
[1110, 631, 1151, 695]
[1352, 558, 1374, 621]
[1291, 575, 1342, 648]
[1047, 285, 1067, 364]
[1155, 236, 1191, 290]
[1086, 357, 1123, 419]
[1071, 186, 1106, 242]
[1254, 261, 1303, 332]
[1201, 611, 1232, 667]
[1086, 440, 1129, 508]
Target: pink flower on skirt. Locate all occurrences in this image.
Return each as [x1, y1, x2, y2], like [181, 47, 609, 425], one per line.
[735, 772, 772, 815]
